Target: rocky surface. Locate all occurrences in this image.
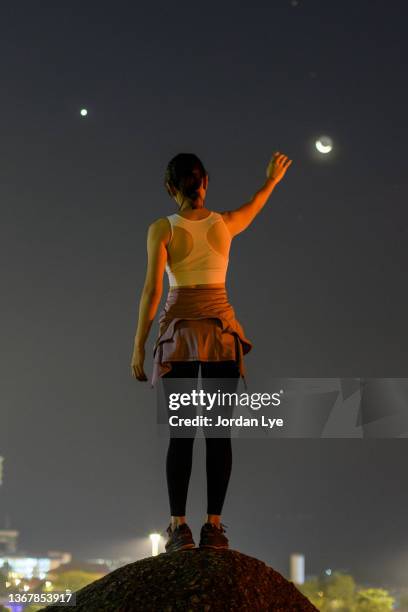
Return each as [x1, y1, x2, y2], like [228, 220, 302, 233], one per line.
[40, 548, 317, 611]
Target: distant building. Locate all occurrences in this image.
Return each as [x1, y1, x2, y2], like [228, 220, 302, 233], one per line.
[290, 553, 305, 584]
[0, 529, 19, 554]
[0, 456, 72, 584]
[0, 550, 72, 579]
[0, 530, 71, 579]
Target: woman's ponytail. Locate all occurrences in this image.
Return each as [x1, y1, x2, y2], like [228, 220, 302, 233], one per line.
[164, 153, 208, 203]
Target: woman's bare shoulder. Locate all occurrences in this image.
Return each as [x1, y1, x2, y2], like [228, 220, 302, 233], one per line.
[147, 217, 171, 241]
[150, 216, 171, 228]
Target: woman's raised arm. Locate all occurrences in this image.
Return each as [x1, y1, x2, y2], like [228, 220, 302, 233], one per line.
[221, 152, 292, 237]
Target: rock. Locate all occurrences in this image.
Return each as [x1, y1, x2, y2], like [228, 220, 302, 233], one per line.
[39, 548, 317, 611]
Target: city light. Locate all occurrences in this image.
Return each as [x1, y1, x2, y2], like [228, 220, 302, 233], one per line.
[149, 533, 161, 557]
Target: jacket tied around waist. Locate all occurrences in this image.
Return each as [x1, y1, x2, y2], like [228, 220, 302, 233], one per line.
[151, 286, 252, 387]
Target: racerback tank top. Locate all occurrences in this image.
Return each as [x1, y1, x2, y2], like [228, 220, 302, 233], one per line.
[165, 211, 231, 287]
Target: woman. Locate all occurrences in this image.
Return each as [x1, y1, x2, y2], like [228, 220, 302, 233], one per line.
[131, 151, 292, 552]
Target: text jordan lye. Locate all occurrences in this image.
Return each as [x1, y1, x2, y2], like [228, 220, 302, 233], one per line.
[168, 414, 284, 429]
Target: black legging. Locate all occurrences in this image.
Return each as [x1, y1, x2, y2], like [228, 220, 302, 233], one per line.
[162, 360, 240, 516]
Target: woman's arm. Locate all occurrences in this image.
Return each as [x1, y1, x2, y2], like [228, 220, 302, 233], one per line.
[131, 218, 170, 381]
[221, 152, 292, 237]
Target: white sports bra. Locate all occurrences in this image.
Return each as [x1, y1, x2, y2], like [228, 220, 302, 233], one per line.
[165, 211, 231, 287]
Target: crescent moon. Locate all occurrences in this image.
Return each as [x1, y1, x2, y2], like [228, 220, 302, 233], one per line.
[315, 139, 333, 154]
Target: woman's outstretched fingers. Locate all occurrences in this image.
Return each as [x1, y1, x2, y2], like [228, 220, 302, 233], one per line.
[278, 154, 291, 166]
[266, 151, 292, 183]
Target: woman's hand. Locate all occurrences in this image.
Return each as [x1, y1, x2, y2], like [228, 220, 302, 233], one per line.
[266, 152, 293, 183]
[131, 346, 148, 381]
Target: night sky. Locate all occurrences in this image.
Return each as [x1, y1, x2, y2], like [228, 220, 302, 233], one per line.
[1, 0, 408, 587]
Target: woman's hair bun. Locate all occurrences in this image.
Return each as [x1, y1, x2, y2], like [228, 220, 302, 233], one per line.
[164, 153, 208, 202]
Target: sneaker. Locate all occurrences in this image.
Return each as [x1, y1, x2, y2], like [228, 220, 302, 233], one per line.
[165, 523, 195, 553]
[199, 522, 229, 549]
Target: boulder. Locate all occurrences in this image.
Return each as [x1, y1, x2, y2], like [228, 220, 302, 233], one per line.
[40, 548, 317, 611]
